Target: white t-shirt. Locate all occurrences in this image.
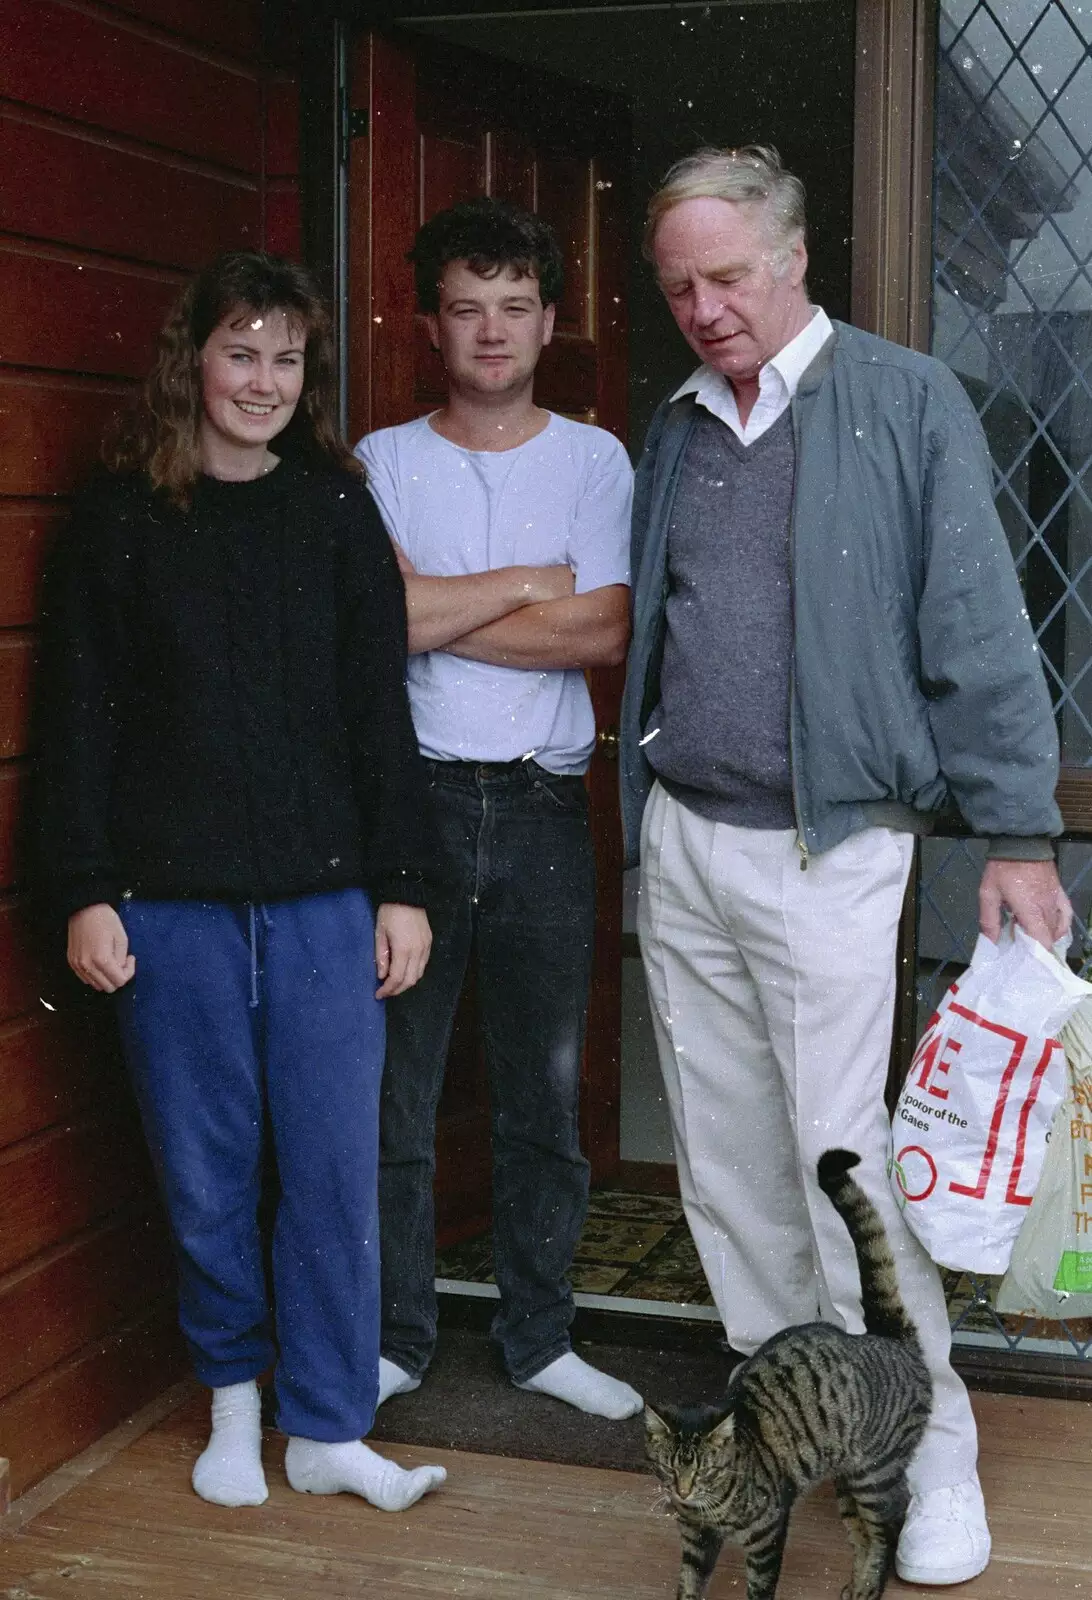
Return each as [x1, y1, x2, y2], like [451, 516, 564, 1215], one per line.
[355, 413, 632, 774]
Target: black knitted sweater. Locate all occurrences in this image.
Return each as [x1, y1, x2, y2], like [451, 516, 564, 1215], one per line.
[36, 458, 438, 920]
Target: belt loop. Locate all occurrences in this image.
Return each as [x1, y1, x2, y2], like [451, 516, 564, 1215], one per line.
[248, 902, 259, 1009]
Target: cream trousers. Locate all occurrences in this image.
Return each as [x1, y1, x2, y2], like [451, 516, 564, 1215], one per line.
[638, 782, 978, 1492]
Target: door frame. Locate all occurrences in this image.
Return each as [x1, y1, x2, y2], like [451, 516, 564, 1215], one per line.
[293, 0, 943, 1120]
[850, 0, 937, 1086]
[850, 0, 936, 353]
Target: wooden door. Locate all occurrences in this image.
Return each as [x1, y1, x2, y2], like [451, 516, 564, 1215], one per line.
[347, 30, 630, 1247]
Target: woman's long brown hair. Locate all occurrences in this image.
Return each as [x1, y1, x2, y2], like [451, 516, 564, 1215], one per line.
[107, 251, 360, 506]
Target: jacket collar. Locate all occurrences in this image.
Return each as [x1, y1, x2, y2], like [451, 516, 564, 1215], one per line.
[795, 321, 840, 395]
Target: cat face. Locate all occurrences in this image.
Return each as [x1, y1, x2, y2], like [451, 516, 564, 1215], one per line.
[645, 1404, 738, 1510]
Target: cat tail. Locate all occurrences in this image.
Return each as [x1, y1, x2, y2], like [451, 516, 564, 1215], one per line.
[816, 1148, 921, 1347]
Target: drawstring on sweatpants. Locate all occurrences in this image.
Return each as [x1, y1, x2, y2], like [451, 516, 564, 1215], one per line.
[248, 902, 259, 1009]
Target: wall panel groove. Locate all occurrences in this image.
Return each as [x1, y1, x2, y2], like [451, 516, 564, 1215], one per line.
[96, 0, 263, 60]
[43, 0, 262, 68]
[0, 248, 177, 377]
[0, 377, 134, 495]
[0, 1009, 123, 1149]
[0, 895, 40, 1026]
[1, 100, 262, 184]
[0, 761, 30, 888]
[0, 1207, 172, 1402]
[0, 635, 35, 760]
[0, 119, 261, 270]
[0, 1296, 187, 1500]
[0, 503, 61, 627]
[0, 0, 262, 174]
[0, 234, 186, 279]
[0, 1112, 151, 1277]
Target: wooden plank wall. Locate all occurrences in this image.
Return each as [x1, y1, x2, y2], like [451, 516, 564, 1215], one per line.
[0, 0, 301, 1501]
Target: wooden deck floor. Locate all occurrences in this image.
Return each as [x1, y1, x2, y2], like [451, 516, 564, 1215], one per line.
[1, 1388, 1090, 1598]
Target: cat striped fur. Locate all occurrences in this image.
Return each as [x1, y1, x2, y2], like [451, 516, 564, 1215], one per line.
[644, 1148, 933, 1600]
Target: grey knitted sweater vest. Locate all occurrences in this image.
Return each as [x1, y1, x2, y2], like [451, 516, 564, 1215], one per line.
[647, 405, 797, 830]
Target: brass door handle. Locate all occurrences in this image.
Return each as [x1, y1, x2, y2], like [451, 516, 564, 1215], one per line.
[597, 726, 619, 761]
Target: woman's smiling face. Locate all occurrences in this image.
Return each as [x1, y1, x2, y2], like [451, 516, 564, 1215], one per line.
[198, 306, 306, 463]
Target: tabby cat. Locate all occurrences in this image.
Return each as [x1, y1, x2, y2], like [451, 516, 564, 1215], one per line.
[645, 1148, 932, 1600]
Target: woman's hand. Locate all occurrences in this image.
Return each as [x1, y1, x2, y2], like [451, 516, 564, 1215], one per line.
[375, 903, 432, 998]
[67, 903, 136, 992]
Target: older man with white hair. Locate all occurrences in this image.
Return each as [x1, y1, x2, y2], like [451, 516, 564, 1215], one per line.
[621, 145, 1069, 1586]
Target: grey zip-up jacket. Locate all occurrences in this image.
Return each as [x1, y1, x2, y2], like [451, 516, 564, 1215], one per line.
[620, 320, 1061, 869]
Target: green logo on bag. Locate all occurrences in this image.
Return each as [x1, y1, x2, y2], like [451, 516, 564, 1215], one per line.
[889, 1155, 904, 1210]
[1053, 1252, 1092, 1293]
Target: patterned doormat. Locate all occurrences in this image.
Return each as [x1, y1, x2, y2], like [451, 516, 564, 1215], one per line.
[436, 1189, 714, 1306]
[439, 1191, 1092, 1361]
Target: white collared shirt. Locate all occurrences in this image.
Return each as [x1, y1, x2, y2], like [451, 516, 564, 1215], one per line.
[670, 306, 834, 446]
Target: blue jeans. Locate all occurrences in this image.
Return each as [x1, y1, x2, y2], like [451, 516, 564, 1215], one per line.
[115, 891, 384, 1441]
[379, 759, 596, 1383]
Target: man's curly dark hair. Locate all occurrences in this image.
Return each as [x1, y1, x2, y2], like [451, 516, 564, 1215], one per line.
[409, 197, 565, 313]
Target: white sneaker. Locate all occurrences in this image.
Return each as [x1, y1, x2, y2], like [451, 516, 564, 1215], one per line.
[896, 1476, 991, 1585]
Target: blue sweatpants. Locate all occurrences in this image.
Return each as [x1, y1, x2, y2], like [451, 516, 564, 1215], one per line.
[115, 891, 383, 1441]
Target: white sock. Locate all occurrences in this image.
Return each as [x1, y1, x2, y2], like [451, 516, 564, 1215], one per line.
[285, 1437, 446, 1511]
[514, 1352, 643, 1420]
[377, 1356, 421, 1408]
[192, 1380, 268, 1507]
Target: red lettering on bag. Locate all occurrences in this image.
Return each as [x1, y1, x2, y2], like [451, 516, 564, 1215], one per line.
[941, 1000, 1040, 1203]
[1006, 1040, 1059, 1205]
[917, 1036, 961, 1100]
[908, 984, 962, 1090]
[911, 1032, 941, 1089]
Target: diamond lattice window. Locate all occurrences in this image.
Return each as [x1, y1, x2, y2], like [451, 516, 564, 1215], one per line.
[924, 0, 1092, 1360]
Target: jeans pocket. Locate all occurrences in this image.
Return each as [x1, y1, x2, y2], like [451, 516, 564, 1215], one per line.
[532, 775, 588, 816]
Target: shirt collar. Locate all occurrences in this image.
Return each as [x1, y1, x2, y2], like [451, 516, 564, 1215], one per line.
[670, 306, 834, 406]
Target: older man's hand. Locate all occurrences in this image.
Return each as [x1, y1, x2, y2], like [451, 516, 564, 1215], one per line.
[978, 858, 1071, 949]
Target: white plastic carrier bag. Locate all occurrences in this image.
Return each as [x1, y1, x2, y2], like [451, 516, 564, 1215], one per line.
[891, 925, 1091, 1274]
[997, 995, 1092, 1319]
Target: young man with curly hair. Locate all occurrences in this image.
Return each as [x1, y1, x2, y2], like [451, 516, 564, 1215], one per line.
[355, 198, 638, 1419]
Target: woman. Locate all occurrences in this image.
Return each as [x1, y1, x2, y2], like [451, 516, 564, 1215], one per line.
[37, 251, 445, 1513]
